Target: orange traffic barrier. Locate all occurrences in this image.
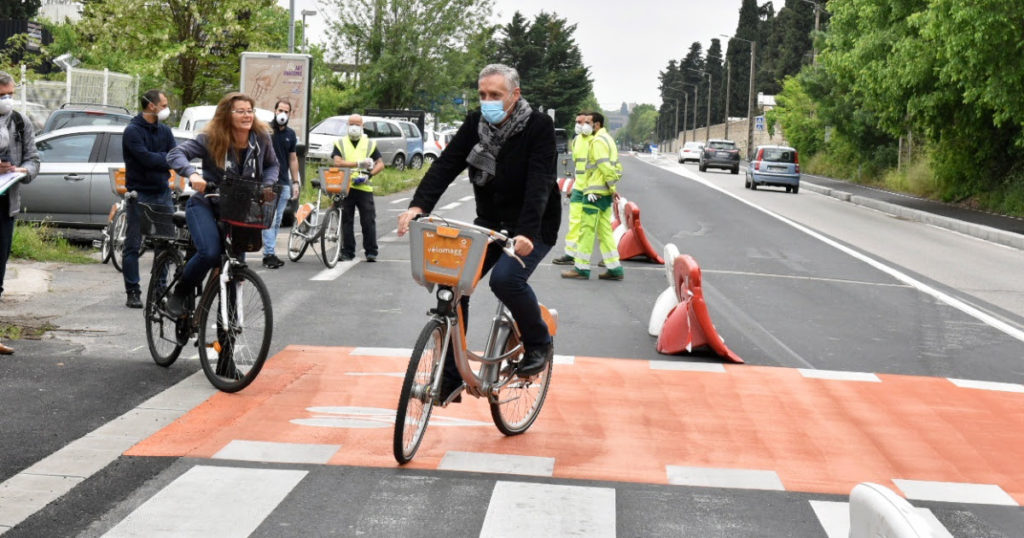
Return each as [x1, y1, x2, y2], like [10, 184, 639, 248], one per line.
[617, 201, 664, 264]
[656, 253, 743, 363]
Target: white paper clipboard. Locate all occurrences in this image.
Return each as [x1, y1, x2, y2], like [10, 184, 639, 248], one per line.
[0, 172, 25, 196]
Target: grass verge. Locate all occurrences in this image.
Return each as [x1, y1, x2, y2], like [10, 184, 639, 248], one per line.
[12, 220, 96, 263]
[297, 162, 428, 205]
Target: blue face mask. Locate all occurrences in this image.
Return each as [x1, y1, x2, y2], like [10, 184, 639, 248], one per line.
[480, 99, 507, 124]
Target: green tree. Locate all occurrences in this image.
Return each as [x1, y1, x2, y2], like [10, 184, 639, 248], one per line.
[0, 0, 41, 19]
[616, 103, 657, 148]
[725, 0, 760, 117]
[321, 0, 496, 113]
[491, 10, 592, 129]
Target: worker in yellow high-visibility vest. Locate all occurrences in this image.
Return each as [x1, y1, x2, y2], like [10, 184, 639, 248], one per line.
[552, 112, 592, 265]
[331, 113, 384, 262]
[561, 111, 623, 280]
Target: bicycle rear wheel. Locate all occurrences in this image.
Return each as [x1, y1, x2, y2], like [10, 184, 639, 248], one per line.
[110, 209, 128, 272]
[145, 250, 185, 367]
[321, 207, 342, 268]
[489, 328, 553, 435]
[197, 267, 273, 392]
[100, 220, 114, 264]
[287, 216, 311, 262]
[394, 319, 445, 464]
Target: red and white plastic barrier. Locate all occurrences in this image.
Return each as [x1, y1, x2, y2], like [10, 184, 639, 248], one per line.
[653, 245, 743, 363]
[556, 176, 575, 199]
[611, 195, 628, 246]
[849, 483, 934, 538]
[648, 243, 681, 336]
[617, 201, 664, 264]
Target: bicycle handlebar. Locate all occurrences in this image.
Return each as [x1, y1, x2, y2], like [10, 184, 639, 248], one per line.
[414, 214, 526, 268]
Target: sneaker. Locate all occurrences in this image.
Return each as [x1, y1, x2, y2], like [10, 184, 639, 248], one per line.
[125, 291, 143, 309]
[165, 288, 187, 319]
[551, 254, 574, 265]
[438, 376, 463, 404]
[518, 343, 552, 377]
[365, 255, 377, 263]
[262, 255, 284, 269]
[598, 268, 624, 281]
[340, 254, 355, 262]
[560, 268, 590, 279]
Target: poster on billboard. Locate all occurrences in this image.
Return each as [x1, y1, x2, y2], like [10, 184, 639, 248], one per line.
[239, 52, 312, 147]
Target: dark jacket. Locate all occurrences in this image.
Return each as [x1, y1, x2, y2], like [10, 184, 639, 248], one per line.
[2, 110, 39, 217]
[122, 114, 176, 194]
[410, 109, 560, 245]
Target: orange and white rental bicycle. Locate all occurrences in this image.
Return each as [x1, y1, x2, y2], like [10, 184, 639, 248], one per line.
[393, 215, 558, 464]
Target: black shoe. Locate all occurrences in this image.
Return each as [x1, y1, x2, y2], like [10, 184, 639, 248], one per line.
[518, 344, 553, 378]
[165, 288, 187, 319]
[438, 376, 463, 404]
[126, 291, 142, 309]
[262, 255, 284, 269]
[552, 254, 574, 265]
[340, 254, 354, 261]
[365, 255, 377, 263]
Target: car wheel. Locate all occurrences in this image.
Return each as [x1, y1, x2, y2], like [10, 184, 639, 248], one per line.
[392, 154, 406, 171]
[785, 186, 792, 193]
[409, 154, 423, 170]
[792, 185, 799, 194]
[744, 176, 750, 189]
[750, 181, 757, 190]
[731, 166, 739, 175]
[699, 161, 707, 172]
[423, 154, 436, 166]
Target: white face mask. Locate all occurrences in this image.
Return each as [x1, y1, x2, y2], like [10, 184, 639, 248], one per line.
[0, 96, 13, 116]
[574, 123, 584, 135]
[581, 123, 594, 136]
[276, 112, 288, 125]
[157, 108, 170, 122]
[348, 125, 363, 139]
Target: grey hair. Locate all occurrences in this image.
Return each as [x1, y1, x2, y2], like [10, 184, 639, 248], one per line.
[0, 71, 14, 87]
[478, 64, 520, 92]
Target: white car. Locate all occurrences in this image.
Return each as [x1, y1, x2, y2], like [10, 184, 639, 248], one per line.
[422, 129, 450, 164]
[178, 105, 274, 134]
[678, 141, 704, 163]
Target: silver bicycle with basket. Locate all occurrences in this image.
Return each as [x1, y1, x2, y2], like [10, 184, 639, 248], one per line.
[287, 167, 351, 268]
[393, 215, 558, 464]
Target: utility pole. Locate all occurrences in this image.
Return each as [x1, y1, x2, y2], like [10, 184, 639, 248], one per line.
[705, 72, 711, 144]
[724, 34, 758, 158]
[288, 0, 295, 53]
[724, 61, 731, 140]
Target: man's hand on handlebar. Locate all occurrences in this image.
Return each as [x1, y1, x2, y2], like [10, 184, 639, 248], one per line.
[511, 235, 533, 257]
[397, 206, 423, 237]
[189, 173, 206, 194]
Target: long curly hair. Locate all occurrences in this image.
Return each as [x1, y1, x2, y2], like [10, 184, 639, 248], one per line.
[201, 92, 270, 169]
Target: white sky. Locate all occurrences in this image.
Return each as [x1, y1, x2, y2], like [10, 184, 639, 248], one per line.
[279, 0, 745, 110]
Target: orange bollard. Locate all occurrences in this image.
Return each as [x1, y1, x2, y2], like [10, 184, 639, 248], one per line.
[617, 202, 664, 264]
[656, 254, 743, 363]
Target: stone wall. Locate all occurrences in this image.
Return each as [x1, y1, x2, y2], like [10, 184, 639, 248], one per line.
[663, 117, 788, 157]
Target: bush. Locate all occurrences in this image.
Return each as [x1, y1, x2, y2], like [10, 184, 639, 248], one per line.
[11, 220, 95, 263]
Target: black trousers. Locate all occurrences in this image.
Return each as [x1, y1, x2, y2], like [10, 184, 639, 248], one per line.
[341, 189, 377, 258]
[0, 194, 11, 298]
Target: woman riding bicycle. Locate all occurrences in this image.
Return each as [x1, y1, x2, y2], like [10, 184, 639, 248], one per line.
[397, 63, 560, 402]
[165, 92, 279, 317]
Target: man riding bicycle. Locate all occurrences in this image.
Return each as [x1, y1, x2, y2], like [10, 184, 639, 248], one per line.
[398, 63, 560, 403]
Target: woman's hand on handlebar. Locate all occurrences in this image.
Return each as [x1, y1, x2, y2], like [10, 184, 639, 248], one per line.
[397, 206, 423, 237]
[189, 173, 206, 194]
[511, 235, 533, 257]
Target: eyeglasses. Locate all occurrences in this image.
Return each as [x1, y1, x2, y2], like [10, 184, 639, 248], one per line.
[232, 109, 255, 116]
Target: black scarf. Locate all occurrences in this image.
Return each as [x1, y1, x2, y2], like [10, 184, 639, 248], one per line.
[467, 97, 533, 186]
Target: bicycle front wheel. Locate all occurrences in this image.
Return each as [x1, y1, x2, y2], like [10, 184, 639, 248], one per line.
[320, 207, 342, 268]
[145, 249, 185, 367]
[100, 219, 114, 264]
[197, 267, 273, 392]
[110, 209, 128, 272]
[489, 328, 553, 436]
[287, 216, 310, 262]
[394, 319, 445, 464]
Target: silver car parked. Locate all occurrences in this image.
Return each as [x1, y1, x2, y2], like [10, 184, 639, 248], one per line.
[306, 115, 408, 169]
[18, 125, 193, 227]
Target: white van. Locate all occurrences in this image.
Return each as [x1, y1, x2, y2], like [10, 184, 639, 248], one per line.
[178, 105, 275, 134]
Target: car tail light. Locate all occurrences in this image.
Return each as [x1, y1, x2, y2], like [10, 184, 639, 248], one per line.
[795, 163, 800, 173]
[793, 151, 799, 173]
[754, 161, 760, 170]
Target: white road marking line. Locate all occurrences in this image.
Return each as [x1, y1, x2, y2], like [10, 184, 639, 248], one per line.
[810, 500, 953, 538]
[480, 481, 615, 538]
[649, 360, 726, 372]
[390, 197, 410, 204]
[351, 347, 413, 357]
[553, 354, 574, 365]
[102, 465, 307, 537]
[798, 369, 881, 382]
[438, 451, 555, 477]
[656, 162, 1024, 346]
[947, 378, 1024, 393]
[0, 372, 213, 531]
[212, 440, 340, 465]
[892, 479, 1018, 506]
[666, 465, 785, 491]
[310, 259, 360, 281]
[439, 202, 460, 211]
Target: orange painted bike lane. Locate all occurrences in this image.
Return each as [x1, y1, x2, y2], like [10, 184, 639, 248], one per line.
[126, 346, 1024, 504]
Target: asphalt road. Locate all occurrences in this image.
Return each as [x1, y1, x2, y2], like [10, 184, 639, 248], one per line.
[1, 153, 1022, 536]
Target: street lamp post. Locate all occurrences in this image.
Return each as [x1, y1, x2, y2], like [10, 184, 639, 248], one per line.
[680, 83, 697, 145]
[288, 0, 295, 53]
[724, 34, 757, 160]
[688, 68, 712, 144]
[301, 9, 317, 53]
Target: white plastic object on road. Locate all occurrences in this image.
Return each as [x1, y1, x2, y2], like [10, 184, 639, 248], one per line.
[648, 243, 681, 337]
[849, 482, 933, 538]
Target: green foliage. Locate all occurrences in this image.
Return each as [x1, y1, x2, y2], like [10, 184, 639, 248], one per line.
[616, 104, 657, 147]
[491, 11, 593, 128]
[11, 221, 95, 263]
[0, 0, 41, 19]
[320, 0, 495, 114]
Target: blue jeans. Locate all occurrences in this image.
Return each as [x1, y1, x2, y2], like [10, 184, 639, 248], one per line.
[180, 196, 223, 291]
[262, 184, 291, 257]
[123, 190, 173, 294]
[442, 240, 553, 382]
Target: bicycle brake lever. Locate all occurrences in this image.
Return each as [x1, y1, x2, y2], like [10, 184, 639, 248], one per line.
[503, 241, 526, 268]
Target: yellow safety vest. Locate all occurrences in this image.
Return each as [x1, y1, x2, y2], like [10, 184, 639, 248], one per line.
[335, 136, 377, 192]
[583, 128, 621, 196]
[570, 134, 591, 181]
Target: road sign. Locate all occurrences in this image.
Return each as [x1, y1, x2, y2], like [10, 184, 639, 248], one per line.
[755, 115, 765, 131]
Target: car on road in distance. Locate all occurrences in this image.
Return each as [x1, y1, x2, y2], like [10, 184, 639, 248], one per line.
[746, 145, 800, 193]
[177, 105, 274, 134]
[39, 103, 133, 135]
[699, 139, 741, 174]
[678, 141, 704, 163]
[422, 128, 449, 165]
[18, 125, 195, 228]
[396, 120, 425, 169]
[306, 115, 409, 169]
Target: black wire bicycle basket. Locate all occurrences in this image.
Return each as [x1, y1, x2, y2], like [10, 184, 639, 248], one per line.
[217, 173, 281, 230]
[138, 203, 178, 240]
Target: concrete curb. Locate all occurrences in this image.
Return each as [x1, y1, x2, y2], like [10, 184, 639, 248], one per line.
[801, 181, 1024, 251]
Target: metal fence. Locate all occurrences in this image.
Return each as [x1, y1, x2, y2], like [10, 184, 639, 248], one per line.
[12, 64, 138, 128]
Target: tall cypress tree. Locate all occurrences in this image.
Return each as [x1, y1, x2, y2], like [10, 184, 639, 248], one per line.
[727, 0, 760, 117]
